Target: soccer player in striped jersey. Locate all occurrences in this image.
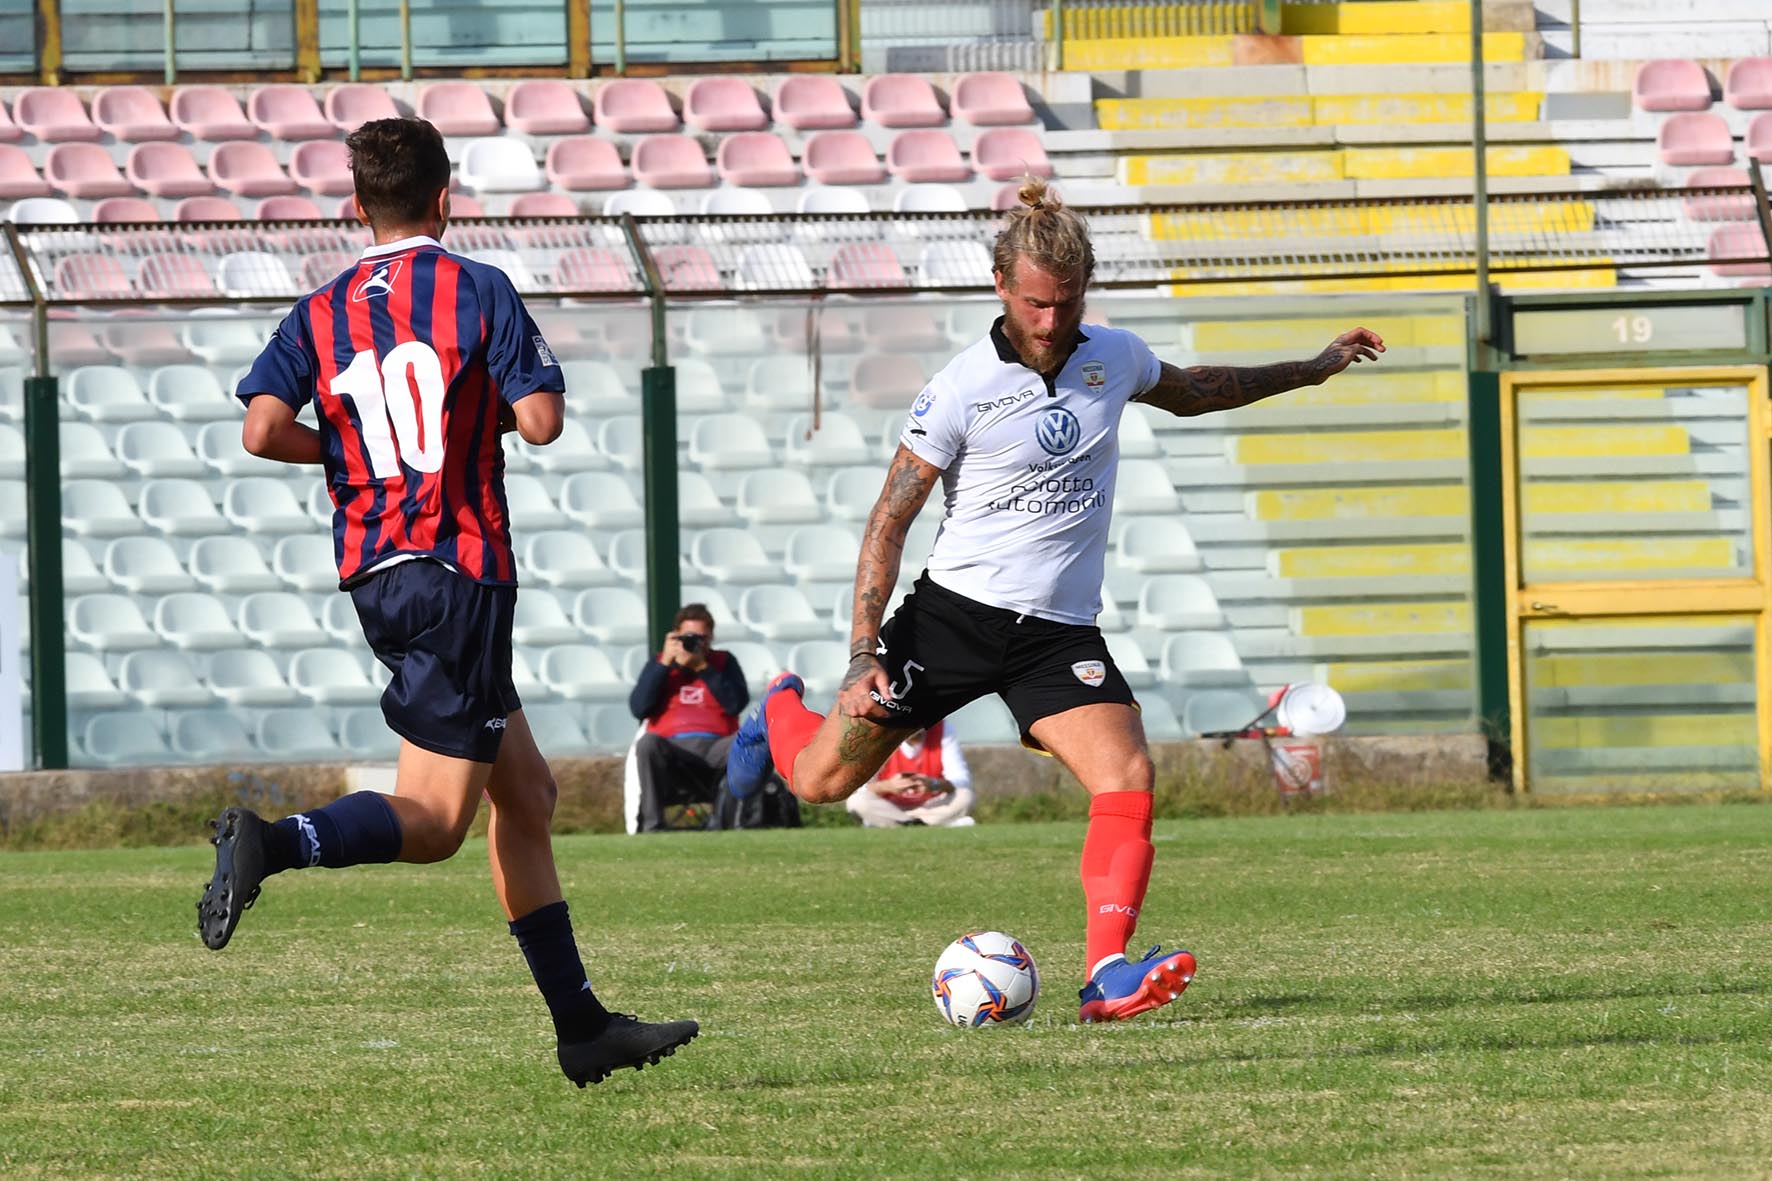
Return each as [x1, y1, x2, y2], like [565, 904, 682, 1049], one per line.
[197, 117, 697, 1086]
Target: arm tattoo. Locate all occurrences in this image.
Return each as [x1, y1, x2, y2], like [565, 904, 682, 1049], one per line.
[1134, 358, 1327, 418]
[836, 716, 879, 765]
[850, 447, 939, 656]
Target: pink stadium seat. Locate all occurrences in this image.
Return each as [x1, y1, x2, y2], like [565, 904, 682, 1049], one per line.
[325, 83, 400, 132]
[773, 76, 856, 130]
[829, 242, 909, 289]
[1633, 59, 1712, 112]
[289, 140, 353, 195]
[207, 142, 297, 196]
[0, 99, 19, 143]
[631, 135, 713, 189]
[0, 145, 50, 198]
[716, 133, 799, 186]
[256, 195, 325, 220]
[1725, 57, 1772, 110]
[54, 254, 133, 299]
[248, 85, 334, 140]
[170, 86, 257, 140]
[1709, 223, 1771, 277]
[92, 196, 161, 222]
[685, 77, 769, 132]
[545, 136, 626, 190]
[139, 253, 217, 295]
[862, 75, 946, 128]
[972, 127, 1052, 181]
[177, 195, 243, 219]
[651, 244, 723, 292]
[803, 131, 884, 184]
[1748, 113, 1772, 163]
[49, 322, 114, 365]
[92, 87, 179, 141]
[594, 79, 678, 133]
[301, 251, 358, 289]
[850, 351, 925, 408]
[1682, 167, 1755, 220]
[417, 82, 500, 136]
[44, 144, 132, 198]
[951, 72, 1036, 126]
[1657, 113, 1735, 166]
[504, 80, 590, 135]
[509, 191, 579, 217]
[125, 143, 211, 198]
[991, 181, 1026, 211]
[449, 193, 485, 216]
[555, 247, 635, 292]
[886, 129, 970, 182]
[14, 88, 100, 141]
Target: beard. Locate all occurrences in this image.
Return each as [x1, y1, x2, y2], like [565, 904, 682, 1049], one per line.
[1000, 303, 1085, 376]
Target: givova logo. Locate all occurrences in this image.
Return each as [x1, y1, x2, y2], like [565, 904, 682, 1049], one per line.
[1035, 407, 1081, 456]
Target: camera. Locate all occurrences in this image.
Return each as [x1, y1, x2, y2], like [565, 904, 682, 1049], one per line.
[678, 632, 704, 653]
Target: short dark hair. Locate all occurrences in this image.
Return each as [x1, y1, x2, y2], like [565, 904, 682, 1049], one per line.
[345, 118, 451, 229]
[673, 603, 715, 632]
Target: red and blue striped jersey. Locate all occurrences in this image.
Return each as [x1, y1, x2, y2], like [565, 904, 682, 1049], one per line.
[238, 235, 564, 587]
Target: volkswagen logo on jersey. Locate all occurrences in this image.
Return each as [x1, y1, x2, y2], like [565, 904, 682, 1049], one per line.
[912, 390, 937, 417]
[1035, 406, 1082, 456]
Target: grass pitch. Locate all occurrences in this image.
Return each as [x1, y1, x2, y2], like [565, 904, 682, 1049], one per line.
[2, 804, 1771, 1180]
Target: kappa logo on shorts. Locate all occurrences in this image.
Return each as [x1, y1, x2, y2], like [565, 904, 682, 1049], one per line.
[1080, 361, 1106, 390]
[1072, 660, 1107, 688]
[483, 716, 508, 730]
[1035, 407, 1082, 456]
[351, 259, 402, 302]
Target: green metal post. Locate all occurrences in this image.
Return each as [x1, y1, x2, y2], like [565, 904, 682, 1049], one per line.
[640, 366, 680, 649]
[23, 374, 67, 770]
[1569, 0, 1580, 59]
[348, 0, 361, 81]
[1259, 0, 1282, 35]
[1471, 0, 1491, 343]
[163, 0, 176, 84]
[1049, 0, 1064, 70]
[1466, 366, 1510, 783]
[614, 0, 626, 75]
[399, 0, 412, 80]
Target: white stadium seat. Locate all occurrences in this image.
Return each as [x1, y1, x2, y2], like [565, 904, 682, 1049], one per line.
[189, 535, 281, 592]
[511, 590, 582, 646]
[170, 710, 260, 761]
[690, 528, 777, 583]
[149, 362, 240, 420]
[523, 530, 616, 589]
[678, 470, 737, 528]
[238, 591, 330, 648]
[572, 586, 650, 645]
[102, 536, 189, 593]
[66, 650, 127, 709]
[288, 646, 382, 705]
[1136, 576, 1225, 632]
[272, 534, 338, 591]
[114, 420, 206, 478]
[224, 477, 311, 534]
[83, 712, 175, 767]
[118, 648, 215, 708]
[154, 591, 246, 649]
[737, 584, 825, 641]
[68, 593, 160, 650]
[738, 469, 823, 526]
[537, 644, 628, 701]
[560, 470, 644, 529]
[139, 479, 229, 536]
[255, 709, 341, 762]
[61, 480, 140, 537]
[1160, 632, 1250, 689]
[207, 646, 298, 706]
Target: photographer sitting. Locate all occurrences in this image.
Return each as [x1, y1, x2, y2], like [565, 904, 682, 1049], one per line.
[845, 722, 976, 828]
[627, 604, 749, 833]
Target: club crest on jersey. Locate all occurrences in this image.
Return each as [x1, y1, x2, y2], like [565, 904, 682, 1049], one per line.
[1035, 407, 1082, 456]
[1072, 660, 1107, 688]
[1081, 361, 1106, 390]
[912, 390, 937, 417]
[351, 259, 402, 302]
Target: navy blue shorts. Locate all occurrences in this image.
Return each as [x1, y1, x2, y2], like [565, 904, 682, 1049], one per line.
[349, 559, 521, 763]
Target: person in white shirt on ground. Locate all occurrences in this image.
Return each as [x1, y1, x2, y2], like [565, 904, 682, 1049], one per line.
[845, 722, 975, 828]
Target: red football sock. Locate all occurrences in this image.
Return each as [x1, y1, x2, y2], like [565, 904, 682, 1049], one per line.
[764, 684, 823, 791]
[1080, 791, 1155, 978]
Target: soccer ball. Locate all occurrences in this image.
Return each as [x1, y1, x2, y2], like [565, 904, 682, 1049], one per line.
[931, 931, 1040, 1027]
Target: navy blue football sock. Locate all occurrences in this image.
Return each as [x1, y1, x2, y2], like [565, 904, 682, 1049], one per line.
[510, 901, 611, 1042]
[271, 791, 404, 871]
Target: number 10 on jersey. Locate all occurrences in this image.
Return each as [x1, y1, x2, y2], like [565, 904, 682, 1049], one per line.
[327, 343, 449, 477]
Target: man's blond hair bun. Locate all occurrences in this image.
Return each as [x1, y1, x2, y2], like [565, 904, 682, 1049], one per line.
[994, 175, 1093, 287]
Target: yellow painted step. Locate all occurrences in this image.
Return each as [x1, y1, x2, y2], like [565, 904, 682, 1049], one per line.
[1235, 428, 1464, 464]
[1048, 3, 1258, 40]
[1095, 92, 1540, 131]
[1520, 425, 1689, 458]
[1283, 0, 1469, 35]
[1280, 370, 1467, 405]
[1295, 601, 1470, 635]
[1526, 480, 1710, 513]
[1251, 485, 1467, 521]
[1301, 31, 1528, 65]
[1147, 200, 1592, 242]
[1123, 151, 1345, 186]
[1277, 543, 1467, 578]
[1063, 35, 1236, 71]
[1528, 537, 1737, 574]
[1344, 144, 1570, 180]
[1167, 267, 1617, 296]
[1534, 713, 1753, 749]
[1325, 658, 1471, 692]
[1313, 92, 1542, 124]
[1192, 314, 1464, 351]
[1532, 651, 1753, 688]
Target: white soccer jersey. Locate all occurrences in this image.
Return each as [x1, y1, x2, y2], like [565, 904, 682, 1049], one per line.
[898, 319, 1163, 625]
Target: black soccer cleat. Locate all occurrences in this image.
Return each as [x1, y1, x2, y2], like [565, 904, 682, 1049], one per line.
[557, 1013, 700, 1087]
[197, 806, 275, 951]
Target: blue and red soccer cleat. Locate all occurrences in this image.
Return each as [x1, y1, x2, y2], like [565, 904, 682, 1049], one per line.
[1077, 945, 1197, 1023]
[725, 672, 804, 799]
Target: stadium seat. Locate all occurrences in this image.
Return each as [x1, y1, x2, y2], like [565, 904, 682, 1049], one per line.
[238, 591, 330, 648]
[69, 593, 160, 650]
[14, 87, 100, 140]
[301, 250, 359, 289]
[689, 414, 773, 469]
[288, 646, 382, 705]
[1633, 59, 1713, 112]
[217, 250, 300, 297]
[536, 644, 627, 701]
[319, 594, 359, 642]
[686, 77, 769, 132]
[893, 183, 967, 213]
[224, 478, 310, 534]
[336, 708, 399, 759]
[789, 639, 851, 698]
[1708, 223, 1772, 277]
[862, 75, 946, 128]
[512, 590, 582, 645]
[594, 79, 678, 133]
[545, 136, 627, 191]
[945, 695, 1019, 744]
[669, 471, 729, 528]
[6, 196, 79, 224]
[174, 195, 246, 224]
[66, 650, 128, 710]
[523, 530, 615, 588]
[170, 86, 257, 140]
[325, 84, 401, 132]
[255, 709, 341, 762]
[0, 146, 49, 199]
[850, 351, 926, 408]
[651, 244, 723, 291]
[288, 140, 353, 196]
[783, 523, 861, 583]
[1657, 113, 1736, 166]
[272, 534, 339, 592]
[1160, 632, 1250, 688]
[171, 710, 259, 761]
[502, 79, 590, 135]
[0, 99, 15, 143]
[951, 72, 1036, 126]
[83, 713, 174, 767]
[0, 480, 23, 538]
[61, 480, 140, 537]
[717, 132, 799, 186]
[197, 419, 282, 477]
[803, 130, 885, 185]
[91, 86, 178, 141]
[417, 82, 499, 136]
[1181, 689, 1264, 737]
[148, 364, 236, 420]
[1103, 632, 1156, 690]
[992, 181, 1029, 211]
[459, 138, 543, 192]
[706, 187, 776, 216]
[631, 135, 713, 189]
[504, 472, 568, 531]
[1749, 113, 1772, 163]
[601, 189, 676, 218]
[797, 185, 869, 214]
[888, 130, 970, 183]
[737, 583, 825, 640]
[189, 535, 281, 592]
[784, 411, 870, 468]
[125, 142, 211, 198]
[604, 529, 646, 584]
[257, 194, 329, 223]
[743, 352, 818, 409]
[103, 535, 189, 593]
[44, 144, 132, 198]
[774, 75, 855, 130]
[691, 528, 778, 583]
[59, 421, 117, 479]
[572, 586, 649, 644]
[560, 470, 644, 529]
[1116, 517, 1202, 573]
[208, 142, 297, 196]
[1726, 57, 1772, 109]
[553, 247, 634, 292]
[829, 242, 909, 288]
[66, 365, 153, 421]
[972, 127, 1052, 181]
[592, 415, 645, 471]
[509, 191, 579, 218]
[917, 240, 993, 286]
[247, 84, 333, 139]
[119, 648, 214, 708]
[1136, 575, 1225, 631]
[673, 357, 728, 412]
[1114, 460, 1182, 514]
[138, 478, 230, 535]
[0, 422, 18, 477]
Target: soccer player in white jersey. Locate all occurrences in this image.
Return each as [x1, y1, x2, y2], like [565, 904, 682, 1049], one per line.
[729, 178, 1384, 1023]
